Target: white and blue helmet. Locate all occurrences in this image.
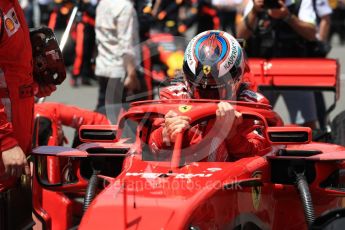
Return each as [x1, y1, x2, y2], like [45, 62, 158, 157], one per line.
[183, 30, 246, 99]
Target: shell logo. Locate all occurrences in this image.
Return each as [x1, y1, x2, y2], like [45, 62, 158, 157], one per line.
[5, 18, 15, 32]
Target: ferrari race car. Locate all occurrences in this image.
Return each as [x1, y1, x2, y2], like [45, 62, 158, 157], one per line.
[31, 58, 345, 230]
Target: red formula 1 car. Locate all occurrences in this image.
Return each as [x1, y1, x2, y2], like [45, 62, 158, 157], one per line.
[31, 59, 345, 230]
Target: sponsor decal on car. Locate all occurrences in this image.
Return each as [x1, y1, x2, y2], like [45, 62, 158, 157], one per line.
[179, 105, 192, 113]
[206, 168, 222, 172]
[126, 172, 213, 179]
[251, 171, 262, 210]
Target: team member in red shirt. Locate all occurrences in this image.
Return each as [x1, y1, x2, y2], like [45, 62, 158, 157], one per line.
[0, 0, 55, 190]
[149, 30, 273, 162]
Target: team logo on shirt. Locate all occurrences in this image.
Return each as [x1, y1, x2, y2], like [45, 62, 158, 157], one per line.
[4, 8, 20, 37]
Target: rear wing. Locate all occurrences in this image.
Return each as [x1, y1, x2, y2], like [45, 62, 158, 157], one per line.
[248, 58, 340, 115]
[249, 58, 340, 96]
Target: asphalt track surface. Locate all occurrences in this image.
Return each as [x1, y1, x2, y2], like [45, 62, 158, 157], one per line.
[47, 37, 345, 143]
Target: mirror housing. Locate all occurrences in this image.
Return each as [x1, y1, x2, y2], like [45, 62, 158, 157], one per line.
[267, 127, 312, 144]
[32, 146, 89, 191]
[35, 155, 77, 187]
[79, 125, 118, 143]
[32, 145, 127, 191]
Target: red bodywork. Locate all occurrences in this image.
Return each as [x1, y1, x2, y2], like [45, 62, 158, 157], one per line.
[32, 103, 110, 229]
[248, 58, 340, 99]
[31, 58, 344, 230]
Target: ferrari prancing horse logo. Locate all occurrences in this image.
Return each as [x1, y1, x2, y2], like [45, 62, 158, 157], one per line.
[179, 105, 192, 113]
[203, 65, 211, 75]
[251, 171, 262, 210]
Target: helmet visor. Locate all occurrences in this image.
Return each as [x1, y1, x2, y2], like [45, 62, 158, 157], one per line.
[189, 81, 233, 100]
[188, 70, 235, 99]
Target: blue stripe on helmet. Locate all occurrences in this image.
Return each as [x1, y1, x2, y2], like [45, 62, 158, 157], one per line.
[194, 35, 208, 61]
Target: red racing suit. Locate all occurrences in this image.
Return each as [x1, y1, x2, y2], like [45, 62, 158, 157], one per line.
[149, 75, 270, 161]
[34, 102, 110, 146]
[0, 0, 35, 190]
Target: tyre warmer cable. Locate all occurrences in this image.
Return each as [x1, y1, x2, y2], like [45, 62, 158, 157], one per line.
[294, 171, 315, 226]
[83, 169, 101, 213]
